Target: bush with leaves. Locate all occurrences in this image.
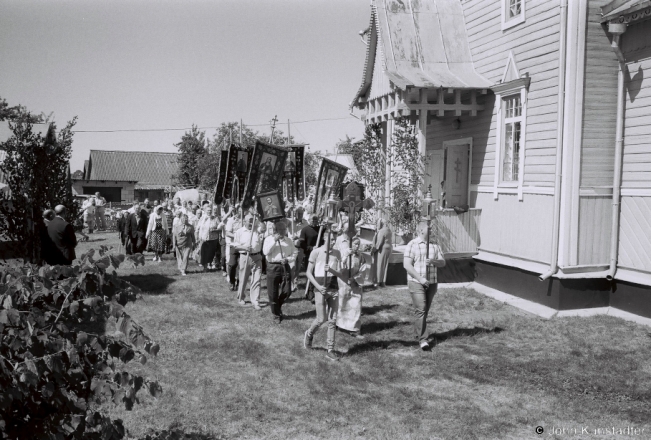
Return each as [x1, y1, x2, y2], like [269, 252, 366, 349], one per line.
[0, 119, 78, 263]
[0, 247, 161, 439]
[386, 117, 427, 235]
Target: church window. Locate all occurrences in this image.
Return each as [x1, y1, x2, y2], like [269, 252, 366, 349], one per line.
[502, 0, 525, 30]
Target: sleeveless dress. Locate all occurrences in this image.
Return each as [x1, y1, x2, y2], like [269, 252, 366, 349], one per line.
[149, 218, 166, 252]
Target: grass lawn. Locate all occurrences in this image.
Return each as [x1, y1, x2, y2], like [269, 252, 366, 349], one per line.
[73, 232, 651, 440]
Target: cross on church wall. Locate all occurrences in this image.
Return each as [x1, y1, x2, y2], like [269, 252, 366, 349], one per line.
[454, 157, 462, 183]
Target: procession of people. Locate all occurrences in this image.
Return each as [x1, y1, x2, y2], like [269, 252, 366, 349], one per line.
[55, 146, 447, 362]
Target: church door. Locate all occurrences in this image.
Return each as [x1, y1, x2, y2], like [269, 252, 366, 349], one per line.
[442, 140, 471, 207]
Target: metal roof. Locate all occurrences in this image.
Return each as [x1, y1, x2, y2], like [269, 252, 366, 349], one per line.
[352, 0, 491, 108]
[86, 150, 178, 188]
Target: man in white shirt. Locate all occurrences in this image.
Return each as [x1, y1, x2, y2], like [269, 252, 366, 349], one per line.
[233, 214, 264, 309]
[94, 192, 107, 230]
[263, 220, 297, 323]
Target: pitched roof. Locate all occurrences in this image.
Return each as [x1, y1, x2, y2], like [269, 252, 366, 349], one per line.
[86, 150, 179, 189]
[352, 0, 491, 108]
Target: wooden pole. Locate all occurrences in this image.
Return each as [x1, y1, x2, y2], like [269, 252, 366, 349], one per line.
[239, 119, 243, 148]
[287, 119, 290, 145]
[304, 223, 324, 298]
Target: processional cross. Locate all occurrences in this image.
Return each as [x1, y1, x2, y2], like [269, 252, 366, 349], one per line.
[341, 182, 374, 239]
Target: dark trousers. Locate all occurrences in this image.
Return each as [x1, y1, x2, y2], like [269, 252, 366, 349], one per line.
[200, 239, 219, 266]
[267, 262, 291, 317]
[228, 248, 240, 284]
[261, 255, 267, 274]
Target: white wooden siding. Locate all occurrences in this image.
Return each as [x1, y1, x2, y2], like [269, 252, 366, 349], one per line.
[618, 196, 651, 272]
[577, 196, 612, 265]
[462, 0, 561, 188]
[473, 192, 554, 264]
[580, 0, 619, 188]
[622, 21, 651, 189]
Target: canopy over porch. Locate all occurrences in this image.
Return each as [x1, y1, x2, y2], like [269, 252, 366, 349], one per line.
[351, 0, 492, 123]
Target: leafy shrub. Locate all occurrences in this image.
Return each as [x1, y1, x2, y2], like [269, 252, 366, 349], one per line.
[0, 247, 160, 439]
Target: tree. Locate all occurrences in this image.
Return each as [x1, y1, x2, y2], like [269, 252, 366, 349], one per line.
[210, 121, 259, 152]
[304, 150, 322, 191]
[173, 125, 207, 188]
[0, 97, 46, 123]
[72, 170, 84, 180]
[386, 117, 427, 235]
[0, 118, 78, 263]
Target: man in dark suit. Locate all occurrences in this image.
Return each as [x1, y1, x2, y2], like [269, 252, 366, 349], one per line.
[125, 201, 140, 255]
[47, 205, 78, 265]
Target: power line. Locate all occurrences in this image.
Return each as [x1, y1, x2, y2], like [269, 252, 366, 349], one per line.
[72, 116, 355, 133]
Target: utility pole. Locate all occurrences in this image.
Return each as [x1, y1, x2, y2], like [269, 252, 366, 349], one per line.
[240, 119, 243, 148]
[287, 119, 290, 145]
[270, 115, 278, 144]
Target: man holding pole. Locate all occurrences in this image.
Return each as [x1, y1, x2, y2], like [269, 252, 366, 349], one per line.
[303, 230, 341, 361]
[233, 214, 264, 309]
[263, 219, 297, 323]
[403, 221, 446, 351]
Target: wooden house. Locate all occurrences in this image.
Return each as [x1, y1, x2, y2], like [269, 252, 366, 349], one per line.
[351, 0, 651, 319]
[72, 150, 179, 203]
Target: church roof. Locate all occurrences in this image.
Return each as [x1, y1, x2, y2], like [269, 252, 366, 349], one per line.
[351, 0, 491, 109]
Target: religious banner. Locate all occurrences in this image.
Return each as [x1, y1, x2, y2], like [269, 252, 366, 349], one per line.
[256, 190, 285, 222]
[313, 157, 348, 217]
[213, 150, 229, 205]
[242, 140, 288, 210]
[222, 144, 252, 204]
[281, 145, 305, 202]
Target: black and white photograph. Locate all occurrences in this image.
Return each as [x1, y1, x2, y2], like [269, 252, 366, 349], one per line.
[2, 0, 651, 438]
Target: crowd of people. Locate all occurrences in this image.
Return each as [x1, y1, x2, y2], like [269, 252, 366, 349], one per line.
[45, 191, 447, 360]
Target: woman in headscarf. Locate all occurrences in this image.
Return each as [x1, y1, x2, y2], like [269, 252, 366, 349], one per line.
[372, 218, 393, 288]
[173, 213, 195, 276]
[197, 205, 221, 271]
[146, 205, 168, 262]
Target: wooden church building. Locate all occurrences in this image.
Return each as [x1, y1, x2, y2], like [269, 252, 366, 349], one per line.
[351, 0, 651, 319]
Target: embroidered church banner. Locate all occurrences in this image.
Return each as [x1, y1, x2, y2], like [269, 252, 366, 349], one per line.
[313, 157, 348, 218]
[279, 145, 305, 203]
[213, 150, 229, 205]
[222, 144, 252, 204]
[242, 140, 288, 210]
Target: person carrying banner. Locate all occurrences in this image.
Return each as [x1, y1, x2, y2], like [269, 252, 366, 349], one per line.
[336, 237, 369, 337]
[223, 205, 242, 290]
[233, 214, 264, 308]
[263, 219, 297, 323]
[403, 221, 446, 350]
[298, 213, 322, 302]
[303, 231, 342, 361]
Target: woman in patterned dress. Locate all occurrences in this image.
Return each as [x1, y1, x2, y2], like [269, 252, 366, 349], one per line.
[146, 205, 168, 262]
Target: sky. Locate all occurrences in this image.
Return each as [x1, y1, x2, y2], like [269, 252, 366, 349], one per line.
[0, 0, 370, 172]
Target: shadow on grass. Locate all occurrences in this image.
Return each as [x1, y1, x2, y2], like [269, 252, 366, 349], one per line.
[346, 326, 504, 355]
[362, 320, 410, 334]
[346, 339, 418, 355]
[429, 326, 504, 345]
[283, 310, 316, 321]
[362, 304, 399, 316]
[122, 273, 176, 294]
